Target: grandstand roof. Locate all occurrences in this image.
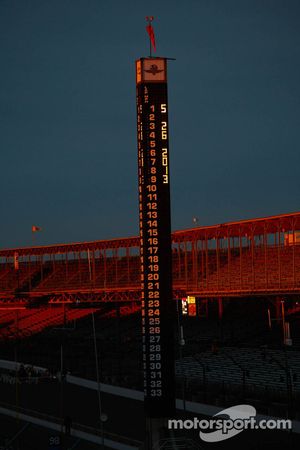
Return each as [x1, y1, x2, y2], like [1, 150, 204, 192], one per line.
[1, 211, 299, 257]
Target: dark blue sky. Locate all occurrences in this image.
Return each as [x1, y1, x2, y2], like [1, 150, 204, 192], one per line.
[1, 0, 300, 248]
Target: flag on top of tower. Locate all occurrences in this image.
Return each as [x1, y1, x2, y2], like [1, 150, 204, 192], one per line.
[146, 16, 156, 53]
[32, 225, 42, 232]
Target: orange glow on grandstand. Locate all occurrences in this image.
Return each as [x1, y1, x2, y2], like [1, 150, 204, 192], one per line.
[0, 211, 300, 340]
[0, 211, 299, 304]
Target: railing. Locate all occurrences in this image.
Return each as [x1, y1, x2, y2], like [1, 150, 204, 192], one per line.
[0, 401, 142, 448]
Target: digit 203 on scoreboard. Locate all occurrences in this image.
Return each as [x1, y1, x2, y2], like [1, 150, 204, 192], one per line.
[136, 57, 175, 417]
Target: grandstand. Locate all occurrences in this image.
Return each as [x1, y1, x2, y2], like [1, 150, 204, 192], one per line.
[0, 306, 97, 340]
[1, 211, 300, 449]
[0, 211, 299, 302]
[0, 211, 299, 343]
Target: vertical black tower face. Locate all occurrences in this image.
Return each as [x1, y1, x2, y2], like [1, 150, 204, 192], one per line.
[136, 57, 175, 417]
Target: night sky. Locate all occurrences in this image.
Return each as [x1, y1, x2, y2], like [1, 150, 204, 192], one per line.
[1, 0, 300, 248]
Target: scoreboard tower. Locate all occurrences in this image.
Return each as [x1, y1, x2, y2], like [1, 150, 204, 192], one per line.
[136, 57, 175, 418]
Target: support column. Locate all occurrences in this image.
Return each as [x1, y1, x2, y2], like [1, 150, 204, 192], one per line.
[274, 296, 282, 321]
[218, 297, 223, 321]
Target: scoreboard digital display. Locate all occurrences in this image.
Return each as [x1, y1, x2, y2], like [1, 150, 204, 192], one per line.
[136, 57, 175, 417]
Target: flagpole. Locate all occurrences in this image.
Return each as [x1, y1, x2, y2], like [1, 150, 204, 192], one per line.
[149, 18, 152, 57]
[146, 16, 154, 57]
[31, 225, 42, 246]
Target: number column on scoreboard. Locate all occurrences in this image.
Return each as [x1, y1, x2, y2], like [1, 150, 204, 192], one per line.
[136, 57, 175, 417]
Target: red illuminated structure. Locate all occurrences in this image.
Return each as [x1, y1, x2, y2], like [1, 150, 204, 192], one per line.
[0, 211, 300, 304]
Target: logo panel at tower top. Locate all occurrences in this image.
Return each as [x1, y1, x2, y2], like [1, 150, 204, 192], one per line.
[136, 58, 167, 84]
